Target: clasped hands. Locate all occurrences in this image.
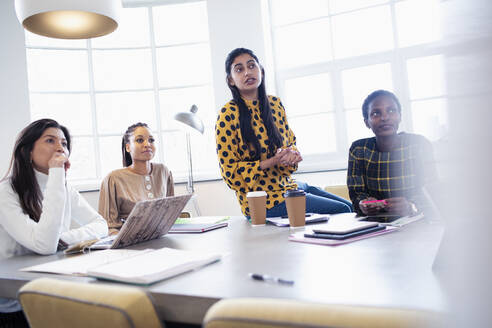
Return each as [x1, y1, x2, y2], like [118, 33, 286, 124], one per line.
[275, 147, 302, 166]
[259, 146, 302, 170]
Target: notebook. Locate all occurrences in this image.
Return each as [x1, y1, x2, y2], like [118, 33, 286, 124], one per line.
[305, 225, 385, 240]
[65, 194, 192, 253]
[289, 226, 399, 246]
[21, 248, 221, 285]
[266, 213, 329, 227]
[87, 248, 221, 284]
[311, 220, 378, 234]
[169, 216, 229, 233]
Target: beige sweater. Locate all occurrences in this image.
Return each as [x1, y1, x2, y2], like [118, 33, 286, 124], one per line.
[98, 163, 174, 234]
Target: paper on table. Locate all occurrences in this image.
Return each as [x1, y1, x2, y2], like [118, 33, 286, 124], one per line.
[266, 213, 329, 227]
[174, 216, 229, 225]
[20, 249, 149, 276]
[87, 247, 221, 285]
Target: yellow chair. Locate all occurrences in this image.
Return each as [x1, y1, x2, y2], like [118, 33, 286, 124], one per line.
[18, 278, 162, 328]
[203, 298, 442, 328]
[179, 211, 192, 218]
[324, 185, 350, 201]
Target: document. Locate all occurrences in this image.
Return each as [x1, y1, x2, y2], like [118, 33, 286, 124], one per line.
[266, 213, 329, 227]
[21, 249, 145, 276]
[88, 248, 221, 284]
[173, 216, 229, 225]
[21, 248, 221, 284]
[170, 216, 229, 233]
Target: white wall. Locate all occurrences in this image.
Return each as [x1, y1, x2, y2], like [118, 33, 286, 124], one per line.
[207, 0, 272, 108]
[0, 1, 30, 176]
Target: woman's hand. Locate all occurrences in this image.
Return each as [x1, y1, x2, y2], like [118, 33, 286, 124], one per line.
[259, 148, 288, 170]
[385, 197, 411, 216]
[278, 147, 303, 166]
[48, 152, 70, 171]
[259, 147, 303, 170]
[359, 197, 382, 215]
[57, 239, 68, 251]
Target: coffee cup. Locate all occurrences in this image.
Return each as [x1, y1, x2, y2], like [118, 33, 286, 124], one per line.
[283, 189, 306, 228]
[247, 191, 267, 226]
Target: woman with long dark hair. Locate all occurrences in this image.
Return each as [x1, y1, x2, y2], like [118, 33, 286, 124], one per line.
[216, 48, 352, 218]
[98, 122, 174, 234]
[0, 119, 108, 324]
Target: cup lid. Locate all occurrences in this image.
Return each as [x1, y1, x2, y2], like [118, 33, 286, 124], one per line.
[247, 191, 267, 197]
[283, 189, 306, 198]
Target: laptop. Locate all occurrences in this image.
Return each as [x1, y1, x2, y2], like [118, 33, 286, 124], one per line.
[66, 194, 192, 253]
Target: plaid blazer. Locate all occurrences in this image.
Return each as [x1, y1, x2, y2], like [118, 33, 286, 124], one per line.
[347, 132, 436, 214]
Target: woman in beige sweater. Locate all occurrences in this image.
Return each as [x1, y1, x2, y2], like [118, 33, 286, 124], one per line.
[98, 123, 174, 234]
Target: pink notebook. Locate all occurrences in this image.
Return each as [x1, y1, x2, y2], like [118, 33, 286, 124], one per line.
[288, 226, 399, 246]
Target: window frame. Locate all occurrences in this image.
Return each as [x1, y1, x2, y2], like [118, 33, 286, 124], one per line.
[24, 1, 216, 189]
[268, 0, 450, 173]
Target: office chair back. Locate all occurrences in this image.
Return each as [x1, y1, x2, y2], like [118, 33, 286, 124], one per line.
[18, 277, 162, 328]
[324, 185, 350, 201]
[203, 298, 443, 328]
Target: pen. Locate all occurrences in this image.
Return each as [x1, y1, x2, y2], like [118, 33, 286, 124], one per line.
[249, 273, 294, 285]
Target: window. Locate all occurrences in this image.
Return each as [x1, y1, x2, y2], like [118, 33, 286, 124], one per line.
[25, 1, 217, 185]
[270, 0, 447, 171]
[406, 55, 448, 140]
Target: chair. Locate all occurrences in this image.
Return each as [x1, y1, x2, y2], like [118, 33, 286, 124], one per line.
[324, 185, 350, 201]
[203, 298, 442, 328]
[179, 211, 192, 218]
[18, 277, 162, 328]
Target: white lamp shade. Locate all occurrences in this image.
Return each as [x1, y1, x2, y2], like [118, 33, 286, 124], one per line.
[174, 105, 205, 134]
[15, 0, 122, 39]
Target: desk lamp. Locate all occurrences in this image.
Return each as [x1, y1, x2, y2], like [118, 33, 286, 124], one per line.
[15, 0, 121, 39]
[174, 105, 204, 216]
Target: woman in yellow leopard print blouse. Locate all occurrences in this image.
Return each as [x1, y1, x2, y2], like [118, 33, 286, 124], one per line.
[216, 48, 352, 218]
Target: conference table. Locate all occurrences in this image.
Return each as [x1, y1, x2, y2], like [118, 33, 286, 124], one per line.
[0, 214, 445, 325]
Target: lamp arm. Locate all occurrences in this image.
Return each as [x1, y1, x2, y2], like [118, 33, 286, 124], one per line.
[186, 132, 194, 194]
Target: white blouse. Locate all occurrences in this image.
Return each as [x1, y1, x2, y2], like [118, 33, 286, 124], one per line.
[0, 167, 108, 259]
[0, 167, 108, 312]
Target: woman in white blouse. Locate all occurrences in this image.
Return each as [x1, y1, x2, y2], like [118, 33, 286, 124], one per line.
[0, 119, 108, 324]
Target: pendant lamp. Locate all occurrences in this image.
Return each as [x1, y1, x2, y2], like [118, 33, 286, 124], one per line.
[14, 0, 122, 39]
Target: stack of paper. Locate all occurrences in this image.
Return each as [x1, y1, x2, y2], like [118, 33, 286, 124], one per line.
[21, 248, 221, 285]
[170, 216, 229, 233]
[266, 213, 329, 227]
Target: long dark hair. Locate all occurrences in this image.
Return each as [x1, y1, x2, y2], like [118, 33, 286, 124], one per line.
[2, 119, 71, 222]
[122, 122, 149, 167]
[225, 48, 282, 160]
